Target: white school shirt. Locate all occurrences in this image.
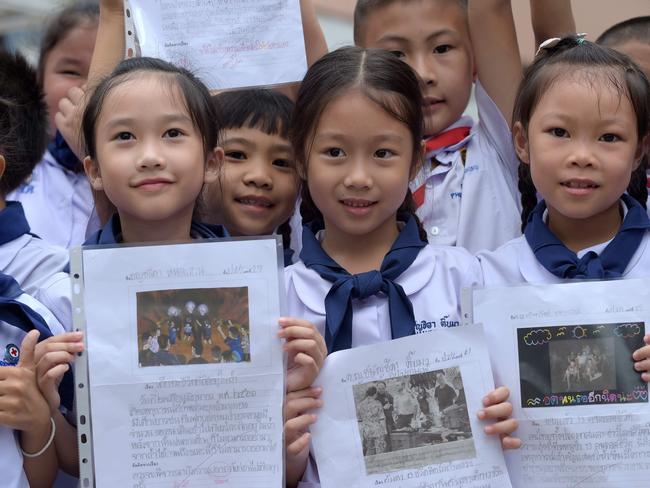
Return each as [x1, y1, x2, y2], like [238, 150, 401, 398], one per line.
[477, 231, 650, 287]
[411, 81, 521, 253]
[286, 244, 482, 488]
[0, 293, 65, 488]
[0, 233, 68, 298]
[285, 244, 482, 347]
[7, 151, 101, 248]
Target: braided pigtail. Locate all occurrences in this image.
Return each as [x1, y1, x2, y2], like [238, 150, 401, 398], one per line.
[518, 163, 538, 232]
[397, 189, 428, 243]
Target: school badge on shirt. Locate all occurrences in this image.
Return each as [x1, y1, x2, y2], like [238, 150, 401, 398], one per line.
[1, 343, 19, 366]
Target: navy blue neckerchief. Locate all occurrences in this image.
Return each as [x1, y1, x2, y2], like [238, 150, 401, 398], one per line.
[283, 247, 294, 267]
[300, 216, 426, 353]
[83, 213, 228, 245]
[47, 131, 82, 173]
[0, 201, 32, 245]
[525, 194, 650, 279]
[0, 272, 74, 409]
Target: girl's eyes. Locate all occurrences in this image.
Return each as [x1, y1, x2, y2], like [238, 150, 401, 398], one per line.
[272, 158, 293, 168]
[326, 148, 346, 158]
[115, 132, 134, 141]
[59, 70, 81, 77]
[164, 128, 184, 138]
[225, 151, 246, 160]
[599, 133, 620, 143]
[375, 149, 394, 158]
[389, 50, 406, 59]
[433, 44, 453, 54]
[550, 128, 569, 138]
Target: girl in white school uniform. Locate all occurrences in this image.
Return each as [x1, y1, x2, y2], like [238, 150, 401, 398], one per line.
[0, 50, 68, 297]
[478, 37, 650, 287]
[282, 47, 520, 488]
[8, 4, 101, 248]
[477, 37, 650, 376]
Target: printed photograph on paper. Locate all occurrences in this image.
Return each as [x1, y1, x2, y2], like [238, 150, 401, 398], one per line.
[517, 322, 648, 408]
[136, 287, 250, 367]
[352, 367, 475, 475]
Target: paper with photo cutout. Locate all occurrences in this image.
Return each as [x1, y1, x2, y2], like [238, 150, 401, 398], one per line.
[72, 237, 285, 487]
[310, 325, 512, 488]
[472, 279, 650, 488]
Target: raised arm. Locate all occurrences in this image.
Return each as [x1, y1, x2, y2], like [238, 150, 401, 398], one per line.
[530, 0, 576, 49]
[468, 0, 522, 126]
[273, 0, 328, 100]
[87, 0, 125, 85]
[300, 0, 328, 67]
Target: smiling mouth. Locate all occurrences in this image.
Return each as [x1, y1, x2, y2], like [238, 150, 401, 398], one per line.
[133, 179, 172, 189]
[341, 198, 376, 208]
[235, 196, 273, 208]
[561, 180, 599, 189]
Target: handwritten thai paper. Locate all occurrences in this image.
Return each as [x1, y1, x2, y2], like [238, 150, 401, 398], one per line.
[472, 279, 650, 487]
[126, 0, 307, 89]
[310, 325, 512, 488]
[74, 238, 284, 487]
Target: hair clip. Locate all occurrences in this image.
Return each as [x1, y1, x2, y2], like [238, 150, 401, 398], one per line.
[535, 37, 561, 56]
[535, 33, 588, 56]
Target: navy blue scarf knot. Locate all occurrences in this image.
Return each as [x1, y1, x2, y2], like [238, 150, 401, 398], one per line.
[300, 216, 426, 353]
[525, 194, 650, 279]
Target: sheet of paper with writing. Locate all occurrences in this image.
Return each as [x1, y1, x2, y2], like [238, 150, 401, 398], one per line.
[72, 237, 285, 487]
[124, 0, 307, 89]
[310, 325, 512, 488]
[473, 279, 650, 488]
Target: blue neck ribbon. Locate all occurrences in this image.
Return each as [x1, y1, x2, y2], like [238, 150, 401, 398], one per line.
[299, 216, 426, 353]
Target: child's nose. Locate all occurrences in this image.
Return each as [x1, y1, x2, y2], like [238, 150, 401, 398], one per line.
[569, 142, 597, 168]
[243, 160, 273, 189]
[137, 143, 166, 170]
[412, 54, 438, 86]
[343, 160, 373, 189]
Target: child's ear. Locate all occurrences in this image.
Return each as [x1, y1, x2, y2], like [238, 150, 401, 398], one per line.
[512, 121, 530, 164]
[204, 147, 223, 184]
[83, 156, 103, 190]
[0, 155, 5, 181]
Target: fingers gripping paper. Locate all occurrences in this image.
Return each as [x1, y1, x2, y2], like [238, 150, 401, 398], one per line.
[124, 0, 307, 89]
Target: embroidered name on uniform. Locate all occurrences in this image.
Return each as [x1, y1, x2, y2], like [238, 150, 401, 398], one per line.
[450, 192, 462, 199]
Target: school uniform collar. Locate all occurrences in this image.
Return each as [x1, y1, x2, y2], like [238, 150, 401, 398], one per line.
[46, 131, 83, 173]
[0, 201, 31, 245]
[291, 219, 435, 314]
[84, 214, 228, 245]
[521, 195, 650, 281]
[424, 116, 474, 167]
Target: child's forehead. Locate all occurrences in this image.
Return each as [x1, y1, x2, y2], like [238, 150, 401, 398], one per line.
[99, 73, 189, 120]
[221, 125, 291, 147]
[360, 0, 468, 47]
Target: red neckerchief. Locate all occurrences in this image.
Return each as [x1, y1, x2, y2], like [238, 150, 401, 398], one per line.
[413, 126, 471, 208]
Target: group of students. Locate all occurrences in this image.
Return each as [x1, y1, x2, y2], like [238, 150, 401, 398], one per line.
[0, 0, 649, 486]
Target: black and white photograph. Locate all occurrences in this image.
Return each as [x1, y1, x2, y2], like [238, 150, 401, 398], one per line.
[549, 338, 616, 393]
[136, 287, 250, 367]
[352, 367, 476, 475]
[517, 322, 648, 408]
